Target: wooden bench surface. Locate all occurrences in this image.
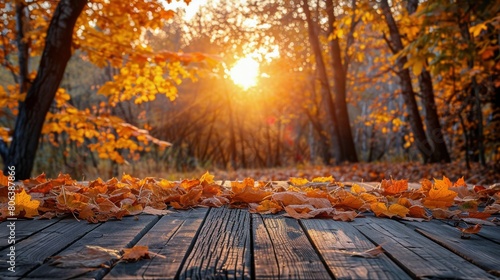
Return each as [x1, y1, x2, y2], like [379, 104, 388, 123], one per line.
[1, 182, 499, 280]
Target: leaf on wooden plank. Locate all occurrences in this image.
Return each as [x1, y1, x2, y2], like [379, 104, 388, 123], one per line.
[200, 196, 229, 207]
[381, 179, 408, 195]
[122, 245, 151, 261]
[15, 189, 41, 218]
[283, 205, 315, 219]
[431, 208, 461, 219]
[49, 245, 121, 267]
[457, 224, 482, 239]
[336, 245, 385, 258]
[142, 206, 171, 215]
[249, 199, 282, 214]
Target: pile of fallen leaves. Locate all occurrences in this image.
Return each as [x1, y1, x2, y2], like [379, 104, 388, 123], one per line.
[214, 162, 500, 185]
[0, 172, 499, 228]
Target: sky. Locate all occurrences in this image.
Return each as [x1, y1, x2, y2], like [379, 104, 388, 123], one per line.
[164, 0, 207, 20]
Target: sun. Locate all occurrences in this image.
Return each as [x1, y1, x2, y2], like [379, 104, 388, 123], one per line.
[229, 57, 259, 90]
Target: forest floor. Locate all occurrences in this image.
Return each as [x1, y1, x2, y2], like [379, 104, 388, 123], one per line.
[174, 162, 500, 186]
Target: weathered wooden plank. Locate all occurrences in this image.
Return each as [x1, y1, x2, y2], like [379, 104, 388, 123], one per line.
[177, 207, 251, 280]
[301, 218, 411, 279]
[0, 218, 61, 249]
[353, 217, 497, 279]
[0, 218, 99, 278]
[252, 214, 331, 279]
[105, 208, 208, 279]
[477, 224, 500, 244]
[401, 220, 500, 276]
[25, 215, 159, 279]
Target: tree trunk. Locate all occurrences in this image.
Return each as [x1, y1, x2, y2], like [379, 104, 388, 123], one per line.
[405, 0, 451, 163]
[3, 0, 88, 179]
[326, 0, 358, 162]
[418, 69, 451, 162]
[380, 0, 433, 163]
[302, 0, 342, 164]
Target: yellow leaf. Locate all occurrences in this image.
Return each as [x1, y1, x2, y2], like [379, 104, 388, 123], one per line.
[15, 189, 40, 218]
[289, 177, 309, 186]
[351, 184, 366, 194]
[412, 59, 424, 76]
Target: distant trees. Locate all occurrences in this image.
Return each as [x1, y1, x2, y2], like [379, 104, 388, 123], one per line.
[0, 0, 498, 179]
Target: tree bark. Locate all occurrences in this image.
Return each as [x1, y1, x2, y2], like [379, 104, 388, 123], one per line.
[326, 0, 358, 162]
[3, 0, 88, 179]
[418, 69, 451, 162]
[380, 0, 433, 163]
[405, 1, 451, 163]
[302, 0, 342, 164]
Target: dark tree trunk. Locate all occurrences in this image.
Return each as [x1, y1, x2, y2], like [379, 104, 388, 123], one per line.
[380, 0, 433, 163]
[3, 0, 88, 180]
[302, 0, 342, 164]
[326, 0, 358, 162]
[418, 69, 451, 162]
[405, 0, 451, 163]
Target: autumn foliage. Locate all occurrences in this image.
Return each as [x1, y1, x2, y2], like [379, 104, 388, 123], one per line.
[1, 172, 498, 232]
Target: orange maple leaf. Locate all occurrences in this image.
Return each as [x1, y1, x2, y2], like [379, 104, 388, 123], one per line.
[122, 245, 150, 261]
[381, 179, 408, 195]
[423, 177, 458, 209]
[231, 178, 271, 204]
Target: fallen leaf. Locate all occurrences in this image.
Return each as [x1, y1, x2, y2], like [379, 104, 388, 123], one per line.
[339, 245, 385, 258]
[122, 245, 151, 261]
[457, 224, 482, 239]
[15, 189, 41, 218]
[49, 245, 121, 267]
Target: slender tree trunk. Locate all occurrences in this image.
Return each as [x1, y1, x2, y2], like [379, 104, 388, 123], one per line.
[380, 0, 433, 163]
[302, 0, 342, 163]
[326, 0, 358, 162]
[418, 69, 451, 162]
[405, 0, 451, 163]
[3, 0, 88, 180]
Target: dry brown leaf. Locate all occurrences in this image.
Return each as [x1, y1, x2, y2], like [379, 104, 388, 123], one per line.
[122, 245, 150, 261]
[49, 245, 121, 267]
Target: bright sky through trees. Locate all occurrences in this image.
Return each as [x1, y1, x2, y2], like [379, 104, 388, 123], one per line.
[229, 57, 260, 90]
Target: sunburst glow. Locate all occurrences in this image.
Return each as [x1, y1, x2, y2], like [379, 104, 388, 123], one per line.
[229, 57, 259, 90]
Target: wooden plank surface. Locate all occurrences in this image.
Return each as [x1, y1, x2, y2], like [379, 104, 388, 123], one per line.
[105, 208, 208, 279]
[0, 218, 99, 277]
[252, 214, 331, 279]
[25, 215, 159, 279]
[177, 207, 252, 280]
[401, 220, 500, 277]
[301, 218, 411, 279]
[0, 218, 60, 249]
[353, 216, 497, 279]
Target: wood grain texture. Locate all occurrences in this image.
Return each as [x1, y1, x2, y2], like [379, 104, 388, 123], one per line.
[252, 214, 331, 279]
[105, 208, 208, 279]
[402, 220, 500, 277]
[301, 218, 411, 280]
[26, 215, 159, 279]
[353, 217, 497, 279]
[0, 218, 99, 277]
[0, 218, 60, 249]
[177, 207, 252, 280]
